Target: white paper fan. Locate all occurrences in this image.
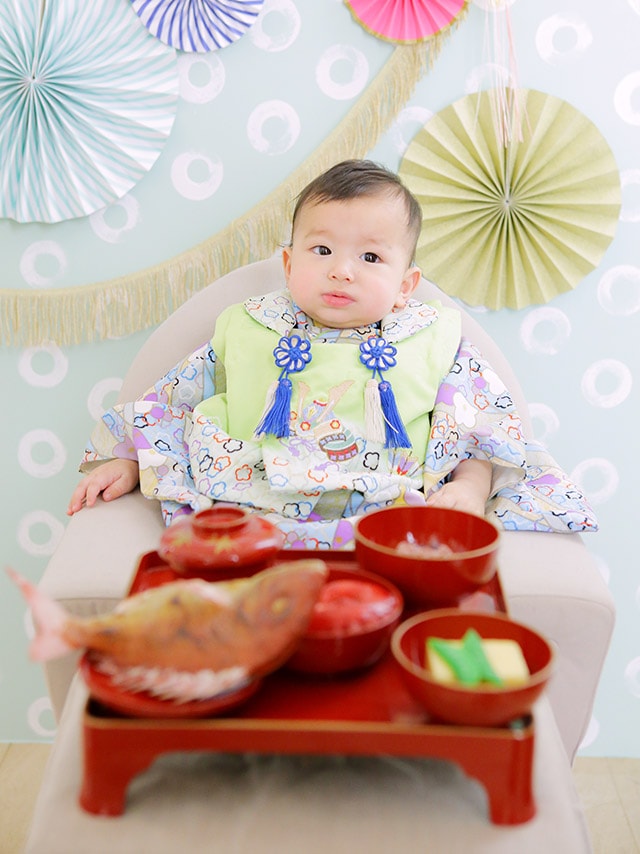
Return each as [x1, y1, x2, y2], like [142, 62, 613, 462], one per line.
[0, 0, 178, 223]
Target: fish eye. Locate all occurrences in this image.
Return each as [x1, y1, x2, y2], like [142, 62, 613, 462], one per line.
[271, 595, 291, 617]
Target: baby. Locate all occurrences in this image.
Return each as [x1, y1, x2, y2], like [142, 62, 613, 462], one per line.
[68, 160, 596, 548]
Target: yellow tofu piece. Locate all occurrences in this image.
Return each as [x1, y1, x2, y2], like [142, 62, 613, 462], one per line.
[427, 637, 529, 687]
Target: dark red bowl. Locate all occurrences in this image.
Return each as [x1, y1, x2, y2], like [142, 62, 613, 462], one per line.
[391, 610, 554, 727]
[286, 567, 404, 676]
[354, 506, 500, 606]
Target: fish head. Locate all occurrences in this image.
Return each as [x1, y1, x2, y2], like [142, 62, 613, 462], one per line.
[235, 559, 328, 674]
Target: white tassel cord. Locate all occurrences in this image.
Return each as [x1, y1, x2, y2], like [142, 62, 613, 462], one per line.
[364, 378, 386, 444]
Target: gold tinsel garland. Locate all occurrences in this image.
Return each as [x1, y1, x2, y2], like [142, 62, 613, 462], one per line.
[2, 31, 465, 348]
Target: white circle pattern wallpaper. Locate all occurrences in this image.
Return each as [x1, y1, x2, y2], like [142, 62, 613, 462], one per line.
[1, 0, 639, 756]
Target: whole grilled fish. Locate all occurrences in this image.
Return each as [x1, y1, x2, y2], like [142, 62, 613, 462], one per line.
[9, 560, 327, 701]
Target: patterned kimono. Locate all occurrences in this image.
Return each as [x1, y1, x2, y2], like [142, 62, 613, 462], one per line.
[81, 290, 597, 549]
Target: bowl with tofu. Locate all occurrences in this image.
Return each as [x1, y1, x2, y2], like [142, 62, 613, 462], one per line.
[390, 610, 554, 727]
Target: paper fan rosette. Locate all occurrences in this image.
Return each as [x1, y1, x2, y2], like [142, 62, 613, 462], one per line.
[399, 89, 621, 309]
[130, 0, 264, 52]
[0, 0, 178, 224]
[345, 0, 469, 44]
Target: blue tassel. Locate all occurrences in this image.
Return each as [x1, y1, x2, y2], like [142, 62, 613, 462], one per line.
[255, 376, 293, 438]
[378, 380, 411, 449]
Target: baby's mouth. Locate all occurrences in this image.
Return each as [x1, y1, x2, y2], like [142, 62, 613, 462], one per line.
[322, 292, 355, 307]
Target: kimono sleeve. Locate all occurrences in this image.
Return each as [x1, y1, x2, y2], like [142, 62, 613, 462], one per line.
[79, 342, 216, 468]
[424, 338, 598, 533]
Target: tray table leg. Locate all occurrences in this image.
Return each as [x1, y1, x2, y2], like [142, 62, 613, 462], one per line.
[457, 729, 535, 825]
[79, 722, 160, 816]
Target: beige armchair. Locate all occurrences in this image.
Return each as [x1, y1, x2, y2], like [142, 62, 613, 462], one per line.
[40, 255, 615, 762]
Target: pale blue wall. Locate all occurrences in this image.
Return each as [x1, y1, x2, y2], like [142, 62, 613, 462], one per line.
[1, 0, 638, 755]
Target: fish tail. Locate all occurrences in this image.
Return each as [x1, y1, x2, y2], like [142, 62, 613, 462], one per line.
[6, 568, 74, 661]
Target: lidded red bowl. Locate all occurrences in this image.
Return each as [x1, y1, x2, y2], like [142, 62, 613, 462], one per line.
[158, 505, 285, 578]
[354, 506, 500, 606]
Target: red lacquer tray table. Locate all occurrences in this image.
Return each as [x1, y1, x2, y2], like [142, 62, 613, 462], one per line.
[78, 550, 535, 825]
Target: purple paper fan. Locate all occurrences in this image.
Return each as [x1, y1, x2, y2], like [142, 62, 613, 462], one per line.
[130, 0, 265, 52]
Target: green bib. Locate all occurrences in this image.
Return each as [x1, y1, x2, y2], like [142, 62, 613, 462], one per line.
[195, 299, 461, 468]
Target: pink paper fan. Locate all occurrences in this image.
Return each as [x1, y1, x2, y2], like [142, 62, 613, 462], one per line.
[346, 0, 468, 43]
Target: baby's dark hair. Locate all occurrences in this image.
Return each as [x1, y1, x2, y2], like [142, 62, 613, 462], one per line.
[291, 159, 422, 261]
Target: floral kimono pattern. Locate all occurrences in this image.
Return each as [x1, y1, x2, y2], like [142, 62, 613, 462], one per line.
[80, 291, 597, 549]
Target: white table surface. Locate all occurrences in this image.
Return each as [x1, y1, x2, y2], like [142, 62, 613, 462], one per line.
[25, 673, 592, 854]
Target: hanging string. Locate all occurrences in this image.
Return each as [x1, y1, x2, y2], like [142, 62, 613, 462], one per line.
[481, 0, 526, 147]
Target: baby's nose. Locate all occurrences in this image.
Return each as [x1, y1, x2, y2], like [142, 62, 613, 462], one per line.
[329, 258, 354, 282]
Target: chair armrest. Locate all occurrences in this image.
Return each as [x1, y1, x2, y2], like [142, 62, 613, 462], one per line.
[499, 531, 615, 762]
[39, 491, 165, 719]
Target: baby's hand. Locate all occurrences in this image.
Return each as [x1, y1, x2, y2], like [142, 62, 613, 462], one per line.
[425, 458, 492, 518]
[67, 459, 139, 516]
[425, 481, 487, 518]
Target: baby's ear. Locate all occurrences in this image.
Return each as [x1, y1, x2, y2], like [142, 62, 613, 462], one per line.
[281, 245, 293, 283]
[396, 265, 422, 307]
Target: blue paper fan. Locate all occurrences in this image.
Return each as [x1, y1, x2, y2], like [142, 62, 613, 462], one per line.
[0, 0, 178, 224]
[130, 0, 265, 52]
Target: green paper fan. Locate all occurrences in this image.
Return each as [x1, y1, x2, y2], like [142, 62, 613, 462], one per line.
[399, 89, 621, 309]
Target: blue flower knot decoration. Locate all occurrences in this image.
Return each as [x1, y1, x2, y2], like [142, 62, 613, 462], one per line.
[359, 336, 397, 377]
[273, 334, 312, 375]
[256, 334, 312, 439]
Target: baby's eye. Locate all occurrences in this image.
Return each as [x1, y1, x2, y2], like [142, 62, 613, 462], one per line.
[312, 245, 331, 256]
[362, 252, 381, 263]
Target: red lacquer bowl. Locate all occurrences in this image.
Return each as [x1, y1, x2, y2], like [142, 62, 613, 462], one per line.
[354, 506, 500, 606]
[158, 505, 285, 578]
[286, 567, 404, 676]
[80, 652, 262, 719]
[391, 610, 554, 727]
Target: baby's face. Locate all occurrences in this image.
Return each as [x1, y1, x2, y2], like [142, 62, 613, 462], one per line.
[282, 194, 421, 329]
